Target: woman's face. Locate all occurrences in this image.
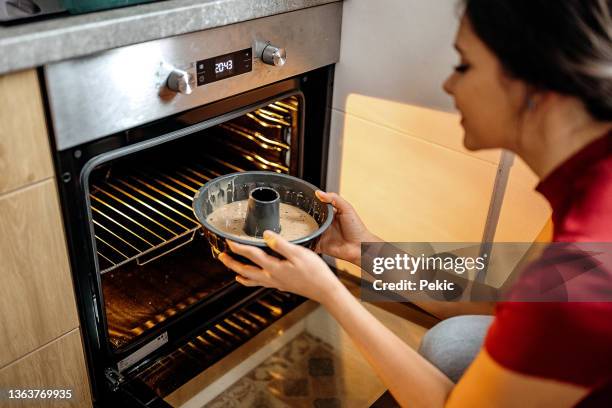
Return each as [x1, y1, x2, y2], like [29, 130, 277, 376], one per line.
[443, 16, 528, 152]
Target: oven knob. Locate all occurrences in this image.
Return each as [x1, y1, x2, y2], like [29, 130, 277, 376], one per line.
[166, 69, 195, 95]
[261, 45, 287, 67]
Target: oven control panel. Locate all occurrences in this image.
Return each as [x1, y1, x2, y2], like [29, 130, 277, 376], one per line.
[45, 3, 341, 150]
[166, 45, 284, 95]
[196, 48, 253, 86]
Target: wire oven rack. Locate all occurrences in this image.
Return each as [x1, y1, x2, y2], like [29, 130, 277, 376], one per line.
[90, 97, 299, 274]
[131, 291, 299, 397]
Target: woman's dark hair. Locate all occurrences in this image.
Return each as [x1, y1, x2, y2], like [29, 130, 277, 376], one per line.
[464, 0, 612, 121]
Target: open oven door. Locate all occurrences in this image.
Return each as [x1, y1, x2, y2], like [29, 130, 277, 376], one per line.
[103, 288, 309, 407]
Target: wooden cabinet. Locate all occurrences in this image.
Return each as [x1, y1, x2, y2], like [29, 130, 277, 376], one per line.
[0, 70, 54, 195]
[0, 180, 79, 367]
[0, 329, 92, 407]
[0, 69, 91, 406]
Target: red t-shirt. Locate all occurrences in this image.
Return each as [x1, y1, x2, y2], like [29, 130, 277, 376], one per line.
[484, 130, 612, 406]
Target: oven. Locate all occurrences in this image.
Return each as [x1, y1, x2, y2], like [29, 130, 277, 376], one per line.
[43, 4, 341, 406]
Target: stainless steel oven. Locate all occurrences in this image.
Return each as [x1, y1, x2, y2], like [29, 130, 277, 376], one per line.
[43, 4, 341, 406]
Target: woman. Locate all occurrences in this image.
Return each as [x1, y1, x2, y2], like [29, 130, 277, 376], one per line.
[219, 0, 612, 406]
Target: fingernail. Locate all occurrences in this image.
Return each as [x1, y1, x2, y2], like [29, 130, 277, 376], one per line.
[315, 190, 326, 199]
[218, 253, 226, 260]
[263, 230, 276, 247]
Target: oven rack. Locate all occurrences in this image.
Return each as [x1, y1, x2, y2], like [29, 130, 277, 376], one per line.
[130, 291, 297, 397]
[91, 97, 298, 274]
[103, 236, 236, 350]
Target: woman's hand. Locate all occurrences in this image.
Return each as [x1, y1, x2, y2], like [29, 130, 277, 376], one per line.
[218, 231, 342, 304]
[314, 191, 380, 265]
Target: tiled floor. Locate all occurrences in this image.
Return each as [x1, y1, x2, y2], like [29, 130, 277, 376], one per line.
[205, 332, 350, 408]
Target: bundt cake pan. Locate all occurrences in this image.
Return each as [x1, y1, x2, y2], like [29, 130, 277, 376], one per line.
[193, 171, 333, 261]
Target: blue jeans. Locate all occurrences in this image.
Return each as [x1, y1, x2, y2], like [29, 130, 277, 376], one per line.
[418, 315, 494, 383]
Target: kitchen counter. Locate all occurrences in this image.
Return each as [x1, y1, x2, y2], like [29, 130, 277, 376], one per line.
[0, 0, 339, 75]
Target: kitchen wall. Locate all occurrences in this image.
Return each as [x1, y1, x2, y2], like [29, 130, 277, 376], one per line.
[328, 0, 551, 280]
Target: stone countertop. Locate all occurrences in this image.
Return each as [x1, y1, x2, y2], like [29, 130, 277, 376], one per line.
[0, 0, 339, 75]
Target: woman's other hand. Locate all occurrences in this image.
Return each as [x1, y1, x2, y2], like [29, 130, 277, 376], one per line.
[314, 191, 380, 265]
[218, 231, 341, 304]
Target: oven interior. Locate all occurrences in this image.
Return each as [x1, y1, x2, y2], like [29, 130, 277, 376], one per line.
[82, 93, 317, 402]
[89, 94, 300, 351]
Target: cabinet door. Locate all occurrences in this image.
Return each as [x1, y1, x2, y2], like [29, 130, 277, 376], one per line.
[0, 180, 79, 367]
[0, 69, 54, 194]
[0, 329, 92, 407]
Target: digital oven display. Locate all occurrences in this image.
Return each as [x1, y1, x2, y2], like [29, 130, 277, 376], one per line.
[196, 48, 252, 86]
